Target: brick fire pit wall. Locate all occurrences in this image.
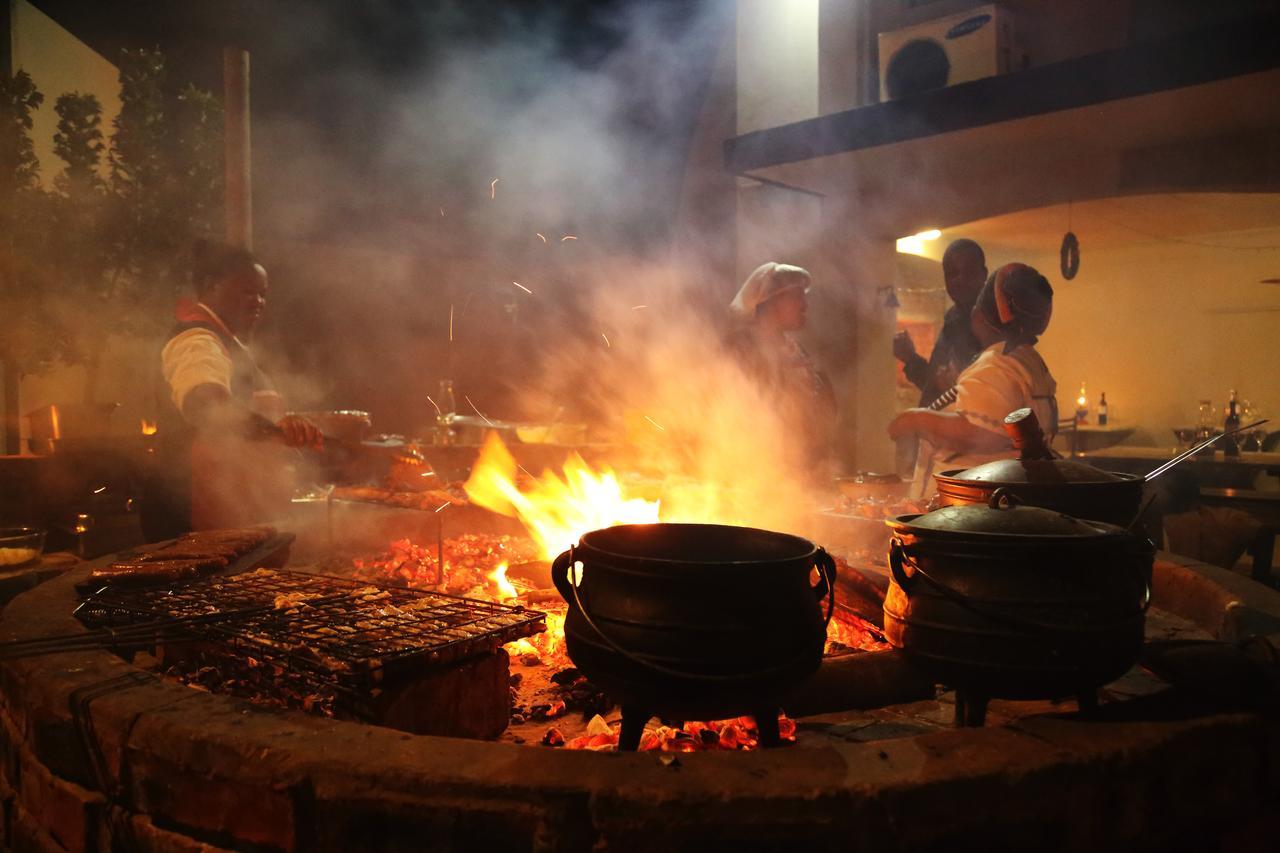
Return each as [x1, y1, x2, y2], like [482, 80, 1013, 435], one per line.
[1, 557, 1279, 852]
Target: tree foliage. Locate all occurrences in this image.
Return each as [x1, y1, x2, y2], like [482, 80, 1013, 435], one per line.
[0, 71, 67, 379]
[53, 92, 105, 194]
[0, 50, 224, 401]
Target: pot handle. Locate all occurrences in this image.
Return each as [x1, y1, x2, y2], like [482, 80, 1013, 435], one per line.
[890, 543, 1149, 635]
[551, 546, 576, 602]
[988, 487, 1020, 510]
[554, 548, 830, 685]
[813, 548, 837, 628]
[889, 538, 916, 595]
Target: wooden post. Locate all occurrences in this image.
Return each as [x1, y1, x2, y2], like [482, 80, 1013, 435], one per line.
[2, 361, 20, 455]
[223, 47, 252, 249]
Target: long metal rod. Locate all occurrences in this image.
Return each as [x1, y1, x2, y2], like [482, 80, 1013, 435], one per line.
[1145, 418, 1269, 482]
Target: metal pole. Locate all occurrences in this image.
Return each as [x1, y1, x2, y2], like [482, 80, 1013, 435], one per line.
[223, 47, 252, 249]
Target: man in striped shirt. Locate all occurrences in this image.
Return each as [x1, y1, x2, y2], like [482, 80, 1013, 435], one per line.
[141, 241, 320, 540]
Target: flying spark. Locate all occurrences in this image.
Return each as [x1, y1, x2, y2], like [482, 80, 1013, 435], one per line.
[449, 305, 454, 342]
[93, 485, 107, 494]
[560, 235, 577, 242]
[466, 395, 496, 427]
[536, 233, 547, 243]
[427, 396, 442, 417]
[439, 208, 445, 217]
[644, 415, 665, 431]
[434, 502, 450, 513]
[490, 178, 499, 199]
[631, 304, 648, 310]
[601, 333, 611, 347]
[512, 281, 532, 294]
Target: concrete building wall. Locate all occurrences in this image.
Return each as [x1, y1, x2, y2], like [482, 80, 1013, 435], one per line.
[9, 0, 121, 189]
[736, 0, 820, 135]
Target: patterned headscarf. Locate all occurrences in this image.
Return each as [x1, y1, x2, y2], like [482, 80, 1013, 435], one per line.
[976, 263, 1053, 353]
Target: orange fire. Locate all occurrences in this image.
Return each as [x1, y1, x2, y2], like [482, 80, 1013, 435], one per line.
[140, 419, 158, 435]
[487, 561, 518, 600]
[464, 432, 659, 560]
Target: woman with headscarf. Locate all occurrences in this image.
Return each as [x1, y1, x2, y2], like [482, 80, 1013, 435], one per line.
[888, 262, 1057, 498]
[726, 262, 837, 472]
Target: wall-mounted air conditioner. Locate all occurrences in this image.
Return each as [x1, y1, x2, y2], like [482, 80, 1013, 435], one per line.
[878, 4, 1019, 102]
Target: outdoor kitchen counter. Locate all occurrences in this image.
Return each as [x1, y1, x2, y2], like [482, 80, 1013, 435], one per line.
[0, 555, 1278, 851]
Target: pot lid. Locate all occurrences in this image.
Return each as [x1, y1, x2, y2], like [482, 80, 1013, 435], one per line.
[894, 492, 1115, 537]
[947, 456, 1126, 485]
[944, 407, 1127, 485]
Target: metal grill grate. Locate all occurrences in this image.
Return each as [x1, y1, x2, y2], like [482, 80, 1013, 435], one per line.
[76, 568, 546, 686]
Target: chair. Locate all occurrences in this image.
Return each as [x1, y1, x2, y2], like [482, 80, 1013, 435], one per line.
[1056, 418, 1080, 457]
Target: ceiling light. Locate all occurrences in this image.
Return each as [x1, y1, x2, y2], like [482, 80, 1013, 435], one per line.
[896, 229, 942, 256]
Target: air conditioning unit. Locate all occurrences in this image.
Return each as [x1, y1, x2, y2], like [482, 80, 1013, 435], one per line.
[878, 4, 1018, 102]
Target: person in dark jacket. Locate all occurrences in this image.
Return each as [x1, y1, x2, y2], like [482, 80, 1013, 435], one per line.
[140, 241, 320, 541]
[893, 238, 987, 407]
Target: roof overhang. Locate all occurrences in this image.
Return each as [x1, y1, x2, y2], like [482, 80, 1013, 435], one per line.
[725, 14, 1280, 235]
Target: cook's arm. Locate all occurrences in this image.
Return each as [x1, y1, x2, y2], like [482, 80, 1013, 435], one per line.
[182, 384, 321, 448]
[887, 408, 1010, 454]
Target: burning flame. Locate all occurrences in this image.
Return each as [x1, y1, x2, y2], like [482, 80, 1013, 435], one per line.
[140, 419, 158, 435]
[488, 561, 518, 600]
[464, 432, 659, 559]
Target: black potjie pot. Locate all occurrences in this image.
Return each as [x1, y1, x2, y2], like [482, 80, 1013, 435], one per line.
[552, 523, 835, 750]
[882, 491, 1153, 727]
[932, 408, 1146, 528]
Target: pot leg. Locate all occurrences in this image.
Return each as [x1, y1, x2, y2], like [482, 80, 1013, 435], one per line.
[755, 709, 781, 748]
[955, 691, 988, 727]
[618, 706, 649, 751]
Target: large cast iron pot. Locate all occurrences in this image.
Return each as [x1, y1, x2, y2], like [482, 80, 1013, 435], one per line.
[883, 490, 1152, 726]
[933, 408, 1145, 528]
[552, 523, 835, 749]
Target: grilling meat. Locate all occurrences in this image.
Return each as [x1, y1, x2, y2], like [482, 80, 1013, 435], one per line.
[140, 547, 238, 563]
[177, 525, 276, 555]
[91, 557, 226, 586]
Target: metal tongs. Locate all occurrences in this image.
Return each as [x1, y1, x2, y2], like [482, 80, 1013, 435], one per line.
[1144, 419, 1270, 482]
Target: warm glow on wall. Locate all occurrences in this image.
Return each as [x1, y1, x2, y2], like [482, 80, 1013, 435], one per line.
[896, 229, 942, 256]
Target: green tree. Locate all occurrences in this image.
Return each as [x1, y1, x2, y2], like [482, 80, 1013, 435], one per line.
[172, 83, 224, 238]
[52, 92, 106, 194]
[49, 92, 110, 395]
[69, 49, 223, 403]
[0, 50, 225, 440]
[0, 71, 60, 452]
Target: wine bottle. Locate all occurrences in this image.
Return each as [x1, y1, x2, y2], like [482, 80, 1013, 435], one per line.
[1097, 392, 1108, 426]
[1223, 389, 1241, 457]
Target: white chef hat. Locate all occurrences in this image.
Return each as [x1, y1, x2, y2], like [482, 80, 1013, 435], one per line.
[729, 262, 812, 320]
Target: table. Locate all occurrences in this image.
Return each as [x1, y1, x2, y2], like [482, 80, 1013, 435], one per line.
[1081, 447, 1280, 585]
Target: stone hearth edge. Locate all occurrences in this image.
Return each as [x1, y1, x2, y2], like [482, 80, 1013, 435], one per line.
[0, 555, 1277, 852]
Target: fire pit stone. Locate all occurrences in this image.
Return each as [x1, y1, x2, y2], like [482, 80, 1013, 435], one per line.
[1, 555, 1279, 851]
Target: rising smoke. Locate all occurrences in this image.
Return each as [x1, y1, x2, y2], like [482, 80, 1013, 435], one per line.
[244, 0, 829, 531]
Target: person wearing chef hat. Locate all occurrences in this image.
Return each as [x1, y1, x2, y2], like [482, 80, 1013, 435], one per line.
[726, 262, 837, 472]
[139, 240, 322, 540]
